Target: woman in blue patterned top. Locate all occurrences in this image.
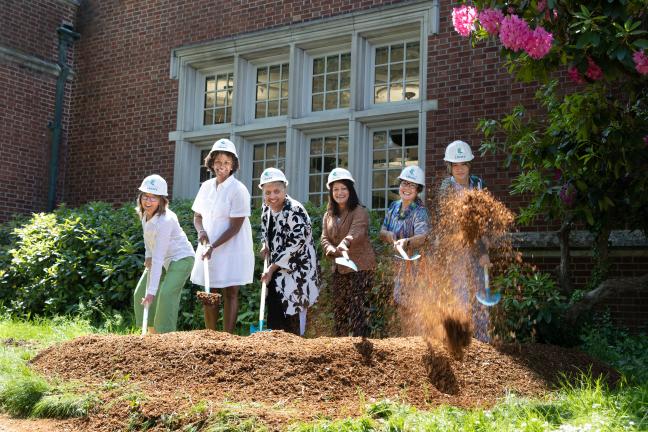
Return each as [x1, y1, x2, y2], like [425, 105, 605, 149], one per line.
[379, 165, 430, 304]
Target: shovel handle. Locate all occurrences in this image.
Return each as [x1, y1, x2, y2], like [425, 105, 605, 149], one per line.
[483, 266, 489, 291]
[203, 245, 210, 293]
[141, 271, 150, 336]
[395, 243, 410, 260]
[341, 250, 350, 260]
[258, 258, 269, 329]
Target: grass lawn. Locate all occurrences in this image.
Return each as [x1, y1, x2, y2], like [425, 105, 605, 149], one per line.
[0, 316, 646, 431]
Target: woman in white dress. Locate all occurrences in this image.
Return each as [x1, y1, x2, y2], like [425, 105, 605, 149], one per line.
[190, 138, 254, 333]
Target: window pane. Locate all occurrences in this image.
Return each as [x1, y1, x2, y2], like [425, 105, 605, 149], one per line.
[217, 74, 228, 90]
[388, 169, 401, 187]
[215, 108, 226, 123]
[373, 150, 387, 168]
[389, 131, 403, 147]
[405, 82, 419, 100]
[266, 142, 277, 160]
[255, 102, 266, 118]
[374, 85, 388, 104]
[267, 100, 279, 117]
[253, 161, 264, 178]
[375, 65, 388, 84]
[205, 93, 215, 108]
[326, 73, 339, 91]
[372, 192, 386, 210]
[325, 92, 337, 110]
[256, 85, 266, 101]
[281, 81, 289, 98]
[390, 44, 404, 62]
[373, 131, 387, 149]
[390, 82, 404, 102]
[312, 94, 324, 112]
[326, 55, 339, 72]
[279, 101, 287, 116]
[390, 63, 403, 82]
[312, 75, 324, 93]
[341, 53, 351, 70]
[376, 47, 388, 65]
[313, 57, 325, 74]
[338, 136, 348, 153]
[309, 194, 321, 207]
[205, 77, 216, 92]
[389, 149, 401, 165]
[406, 146, 418, 162]
[340, 91, 350, 108]
[340, 71, 350, 90]
[406, 61, 419, 81]
[257, 67, 268, 83]
[283, 64, 289, 76]
[310, 157, 322, 173]
[268, 83, 280, 100]
[405, 128, 418, 146]
[323, 155, 337, 172]
[338, 153, 349, 168]
[324, 136, 337, 154]
[254, 145, 264, 160]
[310, 138, 323, 155]
[203, 110, 213, 125]
[373, 170, 386, 189]
[278, 142, 286, 158]
[309, 175, 320, 192]
[406, 42, 420, 60]
[269, 65, 281, 81]
[216, 91, 227, 107]
[277, 159, 285, 171]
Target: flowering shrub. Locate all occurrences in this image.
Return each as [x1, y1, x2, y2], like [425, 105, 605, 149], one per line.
[634, 50, 648, 75]
[452, 5, 477, 37]
[478, 8, 503, 35]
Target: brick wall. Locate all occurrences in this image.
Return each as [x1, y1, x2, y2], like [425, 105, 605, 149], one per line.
[0, 0, 77, 222]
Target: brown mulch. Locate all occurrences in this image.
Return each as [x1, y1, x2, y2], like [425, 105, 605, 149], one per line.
[30, 330, 618, 431]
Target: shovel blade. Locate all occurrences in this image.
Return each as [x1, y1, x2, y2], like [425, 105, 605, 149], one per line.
[335, 256, 358, 271]
[476, 289, 501, 306]
[250, 319, 267, 334]
[393, 253, 421, 261]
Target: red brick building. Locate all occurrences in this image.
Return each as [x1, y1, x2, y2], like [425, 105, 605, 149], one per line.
[1, 0, 646, 328]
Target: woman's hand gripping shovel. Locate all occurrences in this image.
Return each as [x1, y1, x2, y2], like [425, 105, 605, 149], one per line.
[335, 237, 358, 271]
[196, 243, 221, 330]
[250, 255, 270, 333]
[476, 266, 501, 306]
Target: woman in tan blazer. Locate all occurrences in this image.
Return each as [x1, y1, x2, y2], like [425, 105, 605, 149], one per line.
[321, 168, 376, 337]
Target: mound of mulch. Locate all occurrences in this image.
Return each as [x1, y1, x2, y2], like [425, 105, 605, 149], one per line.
[31, 331, 618, 430]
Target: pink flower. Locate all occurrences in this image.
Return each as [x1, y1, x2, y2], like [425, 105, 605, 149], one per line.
[452, 5, 477, 37]
[633, 50, 648, 75]
[525, 26, 553, 59]
[585, 57, 603, 81]
[568, 66, 585, 84]
[479, 8, 504, 35]
[499, 14, 531, 52]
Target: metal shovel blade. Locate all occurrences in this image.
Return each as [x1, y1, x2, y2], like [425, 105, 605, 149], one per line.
[141, 305, 149, 336]
[476, 266, 501, 306]
[335, 250, 358, 271]
[202, 245, 210, 293]
[394, 244, 421, 261]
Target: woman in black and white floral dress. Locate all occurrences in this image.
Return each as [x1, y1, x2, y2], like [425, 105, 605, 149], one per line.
[259, 168, 319, 335]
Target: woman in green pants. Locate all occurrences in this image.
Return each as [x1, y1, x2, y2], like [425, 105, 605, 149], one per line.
[133, 174, 195, 333]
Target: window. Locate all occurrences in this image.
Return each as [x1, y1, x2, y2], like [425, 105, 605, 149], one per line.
[251, 140, 287, 208]
[374, 42, 419, 104]
[199, 149, 212, 183]
[255, 64, 289, 118]
[371, 127, 418, 210]
[311, 53, 351, 112]
[204, 72, 233, 125]
[308, 134, 349, 206]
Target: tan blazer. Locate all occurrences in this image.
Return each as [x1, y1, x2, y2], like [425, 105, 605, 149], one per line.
[321, 206, 376, 274]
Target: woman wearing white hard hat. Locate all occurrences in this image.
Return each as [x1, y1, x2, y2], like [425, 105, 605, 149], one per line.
[439, 140, 490, 342]
[379, 165, 430, 304]
[321, 167, 376, 337]
[133, 174, 195, 334]
[258, 167, 319, 335]
[190, 138, 255, 333]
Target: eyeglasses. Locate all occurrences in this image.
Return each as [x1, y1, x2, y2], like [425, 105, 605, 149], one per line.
[141, 195, 160, 202]
[399, 181, 418, 189]
[213, 160, 233, 168]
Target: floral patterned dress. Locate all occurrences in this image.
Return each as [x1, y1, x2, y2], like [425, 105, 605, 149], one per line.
[260, 195, 320, 316]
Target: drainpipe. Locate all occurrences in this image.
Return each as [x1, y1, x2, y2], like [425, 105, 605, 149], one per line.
[47, 24, 79, 211]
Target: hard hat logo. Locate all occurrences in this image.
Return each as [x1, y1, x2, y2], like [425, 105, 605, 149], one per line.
[138, 174, 168, 196]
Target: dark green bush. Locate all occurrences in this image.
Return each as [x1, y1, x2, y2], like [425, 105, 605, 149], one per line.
[0, 201, 396, 336]
[490, 264, 568, 343]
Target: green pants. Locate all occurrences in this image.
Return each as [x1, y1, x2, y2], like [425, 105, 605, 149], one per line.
[133, 256, 194, 333]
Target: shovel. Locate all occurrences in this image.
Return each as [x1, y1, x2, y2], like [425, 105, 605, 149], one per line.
[250, 257, 269, 333]
[335, 250, 358, 272]
[476, 266, 501, 306]
[394, 243, 421, 261]
[141, 271, 150, 336]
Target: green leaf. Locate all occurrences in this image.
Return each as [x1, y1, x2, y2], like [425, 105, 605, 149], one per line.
[633, 39, 648, 49]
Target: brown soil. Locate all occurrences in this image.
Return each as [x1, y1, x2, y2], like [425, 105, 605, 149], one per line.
[30, 330, 618, 431]
[196, 291, 221, 306]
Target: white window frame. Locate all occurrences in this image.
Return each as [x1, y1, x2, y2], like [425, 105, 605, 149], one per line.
[169, 0, 439, 204]
[196, 66, 235, 130]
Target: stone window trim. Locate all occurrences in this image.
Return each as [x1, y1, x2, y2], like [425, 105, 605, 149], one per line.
[169, 0, 439, 204]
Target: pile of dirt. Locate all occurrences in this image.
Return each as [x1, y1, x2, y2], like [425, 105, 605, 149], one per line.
[31, 330, 618, 430]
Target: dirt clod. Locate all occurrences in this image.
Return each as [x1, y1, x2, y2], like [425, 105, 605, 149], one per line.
[196, 291, 221, 305]
[442, 315, 472, 360]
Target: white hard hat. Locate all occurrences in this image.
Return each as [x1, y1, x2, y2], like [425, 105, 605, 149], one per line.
[139, 174, 168, 196]
[258, 167, 289, 189]
[326, 167, 355, 189]
[444, 140, 474, 163]
[398, 165, 425, 186]
[209, 138, 238, 158]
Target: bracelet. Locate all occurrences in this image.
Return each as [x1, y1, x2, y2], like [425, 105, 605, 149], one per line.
[199, 229, 206, 234]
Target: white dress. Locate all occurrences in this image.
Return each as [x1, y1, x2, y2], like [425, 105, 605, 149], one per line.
[190, 176, 254, 288]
